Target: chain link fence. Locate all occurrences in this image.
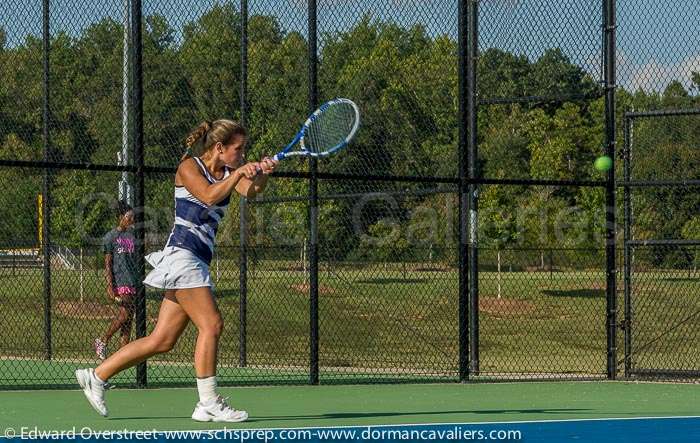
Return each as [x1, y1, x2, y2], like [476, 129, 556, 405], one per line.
[0, 0, 698, 388]
[621, 108, 700, 381]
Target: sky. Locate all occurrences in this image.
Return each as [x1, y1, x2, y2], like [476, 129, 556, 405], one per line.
[1, 0, 698, 92]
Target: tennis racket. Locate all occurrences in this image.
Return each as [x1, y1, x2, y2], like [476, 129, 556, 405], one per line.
[264, 98, 360, 166]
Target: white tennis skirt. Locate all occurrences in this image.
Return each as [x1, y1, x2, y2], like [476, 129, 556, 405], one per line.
[143, 246, 213, 290]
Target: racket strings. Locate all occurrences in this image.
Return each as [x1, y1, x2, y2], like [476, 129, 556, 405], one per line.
[305, 102, 358, 154]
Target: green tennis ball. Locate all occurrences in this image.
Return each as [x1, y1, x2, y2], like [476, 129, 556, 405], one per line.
[594, 155, 612, 172]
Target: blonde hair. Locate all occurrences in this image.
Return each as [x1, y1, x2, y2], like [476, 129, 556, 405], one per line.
[181, 119, 247, 162]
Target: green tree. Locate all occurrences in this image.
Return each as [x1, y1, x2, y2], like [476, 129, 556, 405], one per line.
[526, 48, 598, 101]
[526, 103, 600, 182]
[52, 172, 118, 247]
[477, 48, 530, 100]
[0, 136, 42, 246]
[144, 14, 194, 167]
[180, 4, 241, 120]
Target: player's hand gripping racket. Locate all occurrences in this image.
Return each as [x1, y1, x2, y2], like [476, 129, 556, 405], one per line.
[257, 98, 360, 173]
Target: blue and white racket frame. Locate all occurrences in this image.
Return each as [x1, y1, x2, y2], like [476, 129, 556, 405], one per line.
[271, 98, 361, 161]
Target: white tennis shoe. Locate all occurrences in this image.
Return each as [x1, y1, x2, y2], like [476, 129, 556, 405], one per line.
[75, 368, 108, 417]
[191, 396, 248, 423]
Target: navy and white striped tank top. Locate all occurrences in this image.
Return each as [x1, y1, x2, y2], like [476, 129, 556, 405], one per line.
[166, 157, 232, 265]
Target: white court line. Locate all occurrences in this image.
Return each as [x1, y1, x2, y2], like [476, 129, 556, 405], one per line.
[147, 415, 700, 434]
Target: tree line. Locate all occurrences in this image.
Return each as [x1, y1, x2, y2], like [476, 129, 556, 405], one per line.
[0, 4, 698, 266]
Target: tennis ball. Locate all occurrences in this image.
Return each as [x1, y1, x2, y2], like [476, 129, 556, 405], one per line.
[594, 155, 612, 172]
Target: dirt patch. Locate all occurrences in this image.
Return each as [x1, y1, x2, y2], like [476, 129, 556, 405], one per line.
[289, 283, 337, 296]
[479, 297, 536, 317]
[54, 300, 117, 320]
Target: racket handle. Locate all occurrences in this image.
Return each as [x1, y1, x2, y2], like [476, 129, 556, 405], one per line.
[255, 154, 282, 175]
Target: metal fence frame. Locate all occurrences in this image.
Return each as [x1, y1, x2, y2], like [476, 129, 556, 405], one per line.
[621, 109, 700, 380]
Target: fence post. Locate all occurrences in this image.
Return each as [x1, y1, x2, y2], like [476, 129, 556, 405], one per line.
[623, 115, 632, 378]
[239, 0, 249, 369]
[307, 0, 320, 386]
[457, 0, 469, 382]
[130, 0, 147, 388]
[239, 199, 248, 368]
[42, 0, 53, 362]
[603, 0, 618, 380]
[467, 0, 480, 376]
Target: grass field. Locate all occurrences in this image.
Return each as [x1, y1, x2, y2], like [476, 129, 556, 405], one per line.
[1, 258, 698, 387]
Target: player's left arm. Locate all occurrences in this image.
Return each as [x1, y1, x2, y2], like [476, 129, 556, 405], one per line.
[235, 157, 277, 198]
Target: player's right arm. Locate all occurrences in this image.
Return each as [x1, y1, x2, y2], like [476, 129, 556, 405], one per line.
[176, 158, 259, 205]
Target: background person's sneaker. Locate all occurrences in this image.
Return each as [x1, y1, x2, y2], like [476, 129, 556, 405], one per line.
[94, 338, 107, 360]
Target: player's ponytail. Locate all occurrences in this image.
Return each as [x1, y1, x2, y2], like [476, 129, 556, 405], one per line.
[181, 120, 212, 162]
[181, 120, 247, 163]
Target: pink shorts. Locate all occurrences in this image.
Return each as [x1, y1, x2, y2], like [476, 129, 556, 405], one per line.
[115, 286, 136, 304]
[115, 286, 136, 296]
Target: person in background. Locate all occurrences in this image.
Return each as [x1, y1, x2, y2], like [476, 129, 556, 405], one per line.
[94, 200, 138, 362]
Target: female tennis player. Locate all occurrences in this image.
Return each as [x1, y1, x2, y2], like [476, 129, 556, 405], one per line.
[76, 119, 276, 422]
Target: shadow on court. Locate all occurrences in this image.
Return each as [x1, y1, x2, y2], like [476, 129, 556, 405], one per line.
[109, 408, 593, 423]
[108, 417, 192, 421]
[239, 408, 594, 423]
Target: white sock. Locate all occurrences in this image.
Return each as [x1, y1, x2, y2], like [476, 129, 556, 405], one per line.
[92, 370, 106, 386]
[196, 376, 218, 404]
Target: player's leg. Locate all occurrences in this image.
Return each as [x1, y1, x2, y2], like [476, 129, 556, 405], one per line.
[76, 291, 189, 417]
[174, 286, 247, 423]
[174, 286, 222, 377]
[96, 292, 188, 379]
